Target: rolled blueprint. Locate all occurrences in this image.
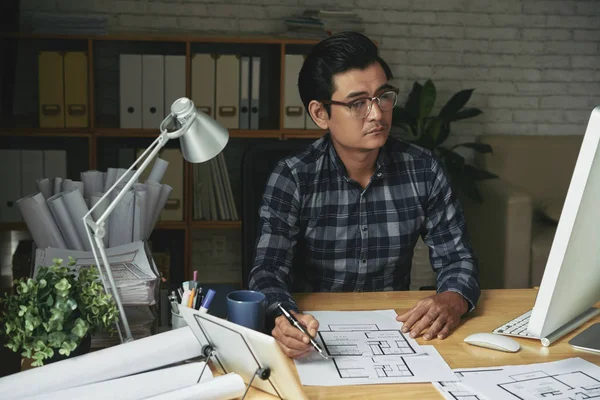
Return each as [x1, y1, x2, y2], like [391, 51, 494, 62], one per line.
[144, 181, 162, 238]
[144, 373, 246, 400]
[90, 192, 109, 247]
[81, 170, 104, 202]
[16, 193, 67, 249]
[104, 167, 118, 192]
[36, 178, 52, 199]
[108, 187, 135, 248]
[132, 184, 148, 242]
[47, 192, 85, 251]
[0, 327, 204, 399]
[52, 177, 63, 195]
[62, 188, 92, 251]
[147, 157, 169, 183]
[148, 184, 173, 238]
[62, 179, 85, 195]
[21, 362, 214, 400]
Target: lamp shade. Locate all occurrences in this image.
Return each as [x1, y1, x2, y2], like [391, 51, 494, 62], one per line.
[169, 97, 229, 163]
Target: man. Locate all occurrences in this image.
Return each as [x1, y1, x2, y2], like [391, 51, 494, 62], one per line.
[248, 32, 480, 358]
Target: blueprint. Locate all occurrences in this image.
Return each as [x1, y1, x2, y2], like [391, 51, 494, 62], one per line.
[293, 310, 456, 386]
[458, 358, 600, 400]
[433, 367, 507, 400]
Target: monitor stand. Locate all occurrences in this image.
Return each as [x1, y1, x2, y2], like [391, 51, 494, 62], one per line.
[568, 322, 600, 354]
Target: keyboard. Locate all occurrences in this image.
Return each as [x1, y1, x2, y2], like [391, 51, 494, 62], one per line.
[492, 310, 539, 339]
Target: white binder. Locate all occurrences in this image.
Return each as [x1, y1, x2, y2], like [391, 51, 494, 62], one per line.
[283, 54, 305, 129]
[43, 150, 67, 180]
[164, 55, 186, 117]
[250, 56, 261, 130]
[142, 55, 165, 129]
[119, 54, 142, 128]
[215, 54, 240, 129]
[191, 54, 215, 118]
[239, 56, 250, 130]
[21, 150, 44, 197]
[0, 150, 22, 221]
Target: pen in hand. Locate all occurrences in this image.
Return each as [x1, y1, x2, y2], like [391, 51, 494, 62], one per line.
[277, 303, 328, 360]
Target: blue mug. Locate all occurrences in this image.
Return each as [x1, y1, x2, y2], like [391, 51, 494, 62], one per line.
[227, 290, 266, 332]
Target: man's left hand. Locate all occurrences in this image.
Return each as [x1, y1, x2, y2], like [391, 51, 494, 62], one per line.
[396, 291, 468, 340]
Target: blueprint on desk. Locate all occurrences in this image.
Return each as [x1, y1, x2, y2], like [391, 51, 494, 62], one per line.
[435, 358, 600, 400]
[293, 310, 456, 386]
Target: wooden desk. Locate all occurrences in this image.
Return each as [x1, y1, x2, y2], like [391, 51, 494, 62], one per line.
[246, 289, 600, 399]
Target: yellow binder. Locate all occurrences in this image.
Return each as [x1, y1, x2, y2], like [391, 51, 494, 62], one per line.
[38, 51, 65, 128]
[64, 52, 89, 128]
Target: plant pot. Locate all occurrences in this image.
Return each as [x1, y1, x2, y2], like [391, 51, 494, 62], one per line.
[45, 335, 92, 365]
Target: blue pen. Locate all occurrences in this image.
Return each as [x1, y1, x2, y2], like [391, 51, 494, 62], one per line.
[200, 289, 215, 314]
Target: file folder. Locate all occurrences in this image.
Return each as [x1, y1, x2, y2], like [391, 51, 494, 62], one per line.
[21, 150, 44, 197]
[64, 52, 88, 128]
[120, 54, 142, 128]
[250, 56, 261, 130]
[164, 55, 186, 117]
[191, 54, 215, 118]
[0, 150, 22, 221]
[239, 56, 250, 130]
[142, 55, 165, 129]
[215, 54, 239, 129]
[283, 54, 305, 129]
[39, 51, 65, 128]
[43, 150, 67, 180]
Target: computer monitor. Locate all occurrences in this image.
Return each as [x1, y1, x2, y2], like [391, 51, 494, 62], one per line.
[527, 106, 600, 339]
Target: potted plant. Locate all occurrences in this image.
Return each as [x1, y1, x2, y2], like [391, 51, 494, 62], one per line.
[392, 79, 497, 202]
[0, 257, 119, 366]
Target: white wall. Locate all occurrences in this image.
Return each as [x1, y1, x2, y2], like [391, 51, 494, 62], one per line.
[19, 0, 600, 139]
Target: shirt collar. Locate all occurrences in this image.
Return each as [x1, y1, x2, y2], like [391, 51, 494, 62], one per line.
[324, 132, 392, 179]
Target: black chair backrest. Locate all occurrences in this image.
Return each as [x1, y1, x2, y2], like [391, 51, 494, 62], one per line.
[240, 139, 314, 288]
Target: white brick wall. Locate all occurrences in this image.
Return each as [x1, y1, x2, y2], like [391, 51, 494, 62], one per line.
[19, 0, 600, 137]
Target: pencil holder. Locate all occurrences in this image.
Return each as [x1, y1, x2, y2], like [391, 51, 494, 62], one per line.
[171, 310, 187, 329]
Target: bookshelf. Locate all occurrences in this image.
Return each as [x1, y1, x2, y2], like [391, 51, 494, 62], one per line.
[0, 31, 323, 286]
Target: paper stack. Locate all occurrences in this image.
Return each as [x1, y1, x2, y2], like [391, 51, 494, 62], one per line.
[16, 158, 173, 251]
[192, 152, 238, 220]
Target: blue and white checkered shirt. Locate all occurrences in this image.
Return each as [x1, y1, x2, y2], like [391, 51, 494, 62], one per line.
[248, 133, 480, 318]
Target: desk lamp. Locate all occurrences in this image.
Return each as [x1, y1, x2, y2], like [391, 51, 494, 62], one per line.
[83, 98, 229, 342]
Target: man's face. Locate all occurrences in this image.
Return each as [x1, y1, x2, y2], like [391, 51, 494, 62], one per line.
[325, 62, 394, 153]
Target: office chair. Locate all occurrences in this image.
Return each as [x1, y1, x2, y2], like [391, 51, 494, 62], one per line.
[240, 139, 314, 288]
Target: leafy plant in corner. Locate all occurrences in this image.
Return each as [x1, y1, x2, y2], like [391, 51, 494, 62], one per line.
[392, 79, 497, 202]
[0, 257, 119, 366]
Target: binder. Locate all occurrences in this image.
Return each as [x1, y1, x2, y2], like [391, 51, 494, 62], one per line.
[249, 56, 261, 130]
[191, 54, 215, 118]
[0, 150, 22, 222]
[119, 54, 142, 128]
[215, 54, 239, 129]
[21, 150, 44, 197]
[283, 54, 305, 129]
[43, 150, 67, 180]
[142, 55, 165, 129]
[239, 56, 250, 130]
[164, 55, 186, 117]
[38, 51, 65, 128]
[64, 52, 88, 128]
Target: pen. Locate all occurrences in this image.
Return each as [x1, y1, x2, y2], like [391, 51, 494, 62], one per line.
[277, 303, 328, 359]
[200, 289, 215, 314]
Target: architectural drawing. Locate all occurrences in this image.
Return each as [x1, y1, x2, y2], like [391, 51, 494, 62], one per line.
[318, 324, 418, 357]
[333, 356, 413, 379]
[500, 370, 600, 399]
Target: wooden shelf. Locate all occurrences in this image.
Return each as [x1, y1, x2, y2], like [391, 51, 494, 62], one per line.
[0, 128, 92, 138]
[156, 221, 186, 230]
[0, 222, 27, 231]
[190, 220, 241, 229]
[281, 129, 324, 139]
[95, 128, 160, 137]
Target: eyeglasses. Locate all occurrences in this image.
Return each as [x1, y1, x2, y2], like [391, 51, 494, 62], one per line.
[320, 88, 399, 119]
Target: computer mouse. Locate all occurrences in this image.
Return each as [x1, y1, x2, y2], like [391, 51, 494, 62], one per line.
[463, 332, 520, 353]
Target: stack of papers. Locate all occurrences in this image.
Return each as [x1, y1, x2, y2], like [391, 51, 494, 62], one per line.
[91, 306, 156, 349]
[434, 357, 600, 400]
[294, 310, 456, 386]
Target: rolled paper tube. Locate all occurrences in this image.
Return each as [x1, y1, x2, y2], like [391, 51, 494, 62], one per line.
[104, 168, 118, 192]
[147, 157, 169, 184]
[62, 187, 92, 251]
[148, 184, 173, 238]
[53, 177, 63, 195]
[90, 192, 109, 247]
[16, 192, 67, 249]
[47, 192, 85, 251]
[132, 183, 148, 242]
[36, 177, 52, 199]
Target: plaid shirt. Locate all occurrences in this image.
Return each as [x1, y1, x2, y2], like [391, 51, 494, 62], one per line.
[248, 133, 480, 318]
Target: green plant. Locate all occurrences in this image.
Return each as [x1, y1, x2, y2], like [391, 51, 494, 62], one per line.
[0, 257, 119, 366]
[392, 79, 497, 202]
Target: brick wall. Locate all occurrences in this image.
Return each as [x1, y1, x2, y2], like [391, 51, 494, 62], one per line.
[19, 0, 600, 139]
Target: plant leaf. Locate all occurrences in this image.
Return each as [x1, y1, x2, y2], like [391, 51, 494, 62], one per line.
[448, 107, 482, 122]
[451, 142, 493, 153]
[463, 164, 498, 180]
[404, 81, 422, 120]
[439, 89, 475, 120]
[420, 79, 436, 120]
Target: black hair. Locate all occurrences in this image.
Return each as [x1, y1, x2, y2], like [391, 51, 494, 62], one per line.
[298, 31, 393, 115]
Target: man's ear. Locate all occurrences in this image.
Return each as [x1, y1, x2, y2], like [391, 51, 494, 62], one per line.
[308, 100, 329, 130]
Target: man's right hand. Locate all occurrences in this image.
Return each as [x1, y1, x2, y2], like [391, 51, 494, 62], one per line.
[272, 311, 319, 358]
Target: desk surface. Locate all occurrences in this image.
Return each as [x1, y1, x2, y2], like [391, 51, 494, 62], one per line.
[246, 289, 600, 400]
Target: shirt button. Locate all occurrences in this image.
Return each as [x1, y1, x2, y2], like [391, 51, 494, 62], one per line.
[361, 259, 367, 264]
[362, 226, 367, 232]
[376, 173, 383, 178]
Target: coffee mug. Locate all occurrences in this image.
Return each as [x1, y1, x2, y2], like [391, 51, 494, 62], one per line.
[226, 290, 266, 332]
